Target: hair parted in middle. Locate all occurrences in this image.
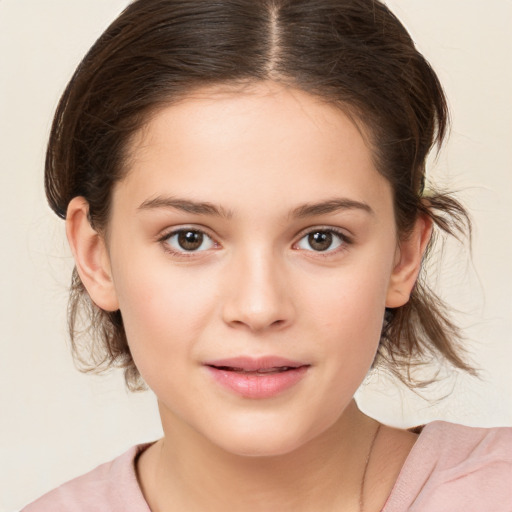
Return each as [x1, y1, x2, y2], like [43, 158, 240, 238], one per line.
[45, 0, 475, 390]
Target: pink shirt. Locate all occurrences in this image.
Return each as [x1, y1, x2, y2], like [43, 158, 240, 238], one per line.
[22, 421, 512, 511]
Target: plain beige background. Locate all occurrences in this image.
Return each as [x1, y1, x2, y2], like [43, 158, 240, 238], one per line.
[1, 1, 511, 510]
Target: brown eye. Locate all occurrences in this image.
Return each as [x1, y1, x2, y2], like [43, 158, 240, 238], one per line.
[296, 229, 345, 253]
[178, 230, 203, 250]
[308, 232, 333, 251]
[164, 229, 215, 253]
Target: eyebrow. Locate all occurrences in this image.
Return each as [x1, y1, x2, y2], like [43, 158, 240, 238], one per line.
[137, 196, 373, 219]
[290, 198, 374, 218]
[138, 197, 234, 219]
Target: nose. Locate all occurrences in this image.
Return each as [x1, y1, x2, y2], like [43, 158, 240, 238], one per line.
[221, 248, 295, 333]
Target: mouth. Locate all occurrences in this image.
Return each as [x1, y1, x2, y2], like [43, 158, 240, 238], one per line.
[207, 365, 305, 374]
[203, 357, 310, 398]
[204, 355, 309, 372]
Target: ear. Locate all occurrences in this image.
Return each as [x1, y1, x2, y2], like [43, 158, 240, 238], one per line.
[66, 197, 119, 312]
[386, 214, 433, 308]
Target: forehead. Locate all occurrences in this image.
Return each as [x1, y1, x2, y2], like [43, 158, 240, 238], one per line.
[116, 82, 392, 218]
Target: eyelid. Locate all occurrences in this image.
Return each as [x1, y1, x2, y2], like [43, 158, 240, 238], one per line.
[156, 224, 353, 259]
[158, 226, 220, 257]
[293, 226, 353, 255]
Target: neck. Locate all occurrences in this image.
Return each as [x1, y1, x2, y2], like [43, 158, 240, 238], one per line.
[138, 400, 382, 512]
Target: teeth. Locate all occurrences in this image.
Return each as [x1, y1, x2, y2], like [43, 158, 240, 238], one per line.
[212, 365, 297, 374]
[257, 366, 291, 373]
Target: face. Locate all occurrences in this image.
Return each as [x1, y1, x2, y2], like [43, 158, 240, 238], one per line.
[94, 83, 406, 456]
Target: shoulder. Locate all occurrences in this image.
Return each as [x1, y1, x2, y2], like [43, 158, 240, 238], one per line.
[22, 444, 153, 512]
[383, 421, 512, 512]
[418, 420, 512, 465]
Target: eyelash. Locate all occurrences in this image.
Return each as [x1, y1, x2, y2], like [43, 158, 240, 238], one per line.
[294, 227, 352, 257]
[158, 226, 352, 259]
[158, 227, 219, 259]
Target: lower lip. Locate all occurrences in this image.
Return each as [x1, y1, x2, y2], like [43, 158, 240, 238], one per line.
[205, 366, 309, 399]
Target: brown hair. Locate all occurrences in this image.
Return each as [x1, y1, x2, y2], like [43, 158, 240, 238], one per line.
[46, 0, 475, 391]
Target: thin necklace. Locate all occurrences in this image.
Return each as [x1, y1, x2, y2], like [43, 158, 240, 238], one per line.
[359, 423, 381, 512]
[152, 424, 382, 512]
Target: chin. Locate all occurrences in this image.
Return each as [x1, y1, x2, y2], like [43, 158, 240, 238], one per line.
[204, 412, 334, 459]
[217, 432, 309, 458]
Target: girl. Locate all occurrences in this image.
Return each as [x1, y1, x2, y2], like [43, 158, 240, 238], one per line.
[21, 0, 511, 510]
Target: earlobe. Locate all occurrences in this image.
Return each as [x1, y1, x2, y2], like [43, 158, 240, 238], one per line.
[66, 197, 119, 312]
[385, 214, 433, 308]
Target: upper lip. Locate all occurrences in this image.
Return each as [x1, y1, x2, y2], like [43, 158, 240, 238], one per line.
[204, 356, 309, 372]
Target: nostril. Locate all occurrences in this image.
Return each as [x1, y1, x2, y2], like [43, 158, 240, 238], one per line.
[221, 277, 295, 331]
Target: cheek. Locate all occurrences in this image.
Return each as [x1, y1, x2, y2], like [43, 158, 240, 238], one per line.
[303, 257, 392, 370]
[309, 256, 390, 326]
[111, 258, 220, 380]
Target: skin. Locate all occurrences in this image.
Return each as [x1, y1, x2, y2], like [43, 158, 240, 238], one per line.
[67, 82, 431, 511]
